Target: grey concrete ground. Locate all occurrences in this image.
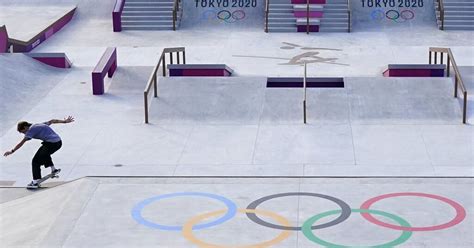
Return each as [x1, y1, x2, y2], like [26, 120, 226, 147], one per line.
[1, 177, 472, 247]
[0, 0, 473, 247]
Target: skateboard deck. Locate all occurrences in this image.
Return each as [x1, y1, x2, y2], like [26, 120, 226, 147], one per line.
[27, 169, 61, 189]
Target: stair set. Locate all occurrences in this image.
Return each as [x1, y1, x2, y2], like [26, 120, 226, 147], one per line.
[121, 0, 182, 30]
[435, 0, 474, 30]
[267, 0, 350, 32]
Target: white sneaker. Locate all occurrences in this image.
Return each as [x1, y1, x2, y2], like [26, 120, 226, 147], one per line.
[27, 181, 40, 189]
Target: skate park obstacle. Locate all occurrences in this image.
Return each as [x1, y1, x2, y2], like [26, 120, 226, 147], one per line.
[92, 47, 117, 95]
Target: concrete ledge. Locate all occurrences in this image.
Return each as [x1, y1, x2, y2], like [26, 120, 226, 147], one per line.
[169, 64, 234, 77]
[9, 7, 76, 53]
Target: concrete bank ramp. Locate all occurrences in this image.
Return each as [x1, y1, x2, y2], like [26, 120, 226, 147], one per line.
[0, 178, 98, 247]
[149, 76, 462, 124]
[0, 54, 69, 137]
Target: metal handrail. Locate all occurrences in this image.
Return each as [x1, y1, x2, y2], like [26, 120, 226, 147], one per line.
[306, 0, 310, 34]
[265, 0, 269, 32]
[429, 47, 468, 124]
[144, 47, 185, 123]
[347, 0, 351, 32]
[437, 0, 445, 30]
[172, 0, 181, 31]
[303, 62, 307, 123]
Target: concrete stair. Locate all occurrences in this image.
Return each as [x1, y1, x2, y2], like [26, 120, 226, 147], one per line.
[435, 0, 474, 30]
[266, 0, 349, 33]
[121, 0, 182, 31]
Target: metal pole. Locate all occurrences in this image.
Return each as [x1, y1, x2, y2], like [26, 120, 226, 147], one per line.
[183, 50, 186, 64]
[170, 52, 174, 65]
[162, 54, 166, 76]
[303, 62, 307, 124]
[177, 51, 180, 64]
[434, 52, 438, 64]
[463, 92, 467, 124]
[306, 0, 310, 34]
[447, 56, 450, 77]
[441, 53, 444, 64]
[454, 76, 458, 98]
[144, 92, 149, 124]
[429, 51, 432, 64]
[153, 73, 158, 97]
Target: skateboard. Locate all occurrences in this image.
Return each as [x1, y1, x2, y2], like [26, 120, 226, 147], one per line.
[27, 169, 61, 189]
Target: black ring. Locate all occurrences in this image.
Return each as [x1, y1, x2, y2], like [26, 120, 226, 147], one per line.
[246, 192, 351, 231]
[217, 10, 232, 21]
[386, 10, 400, 20]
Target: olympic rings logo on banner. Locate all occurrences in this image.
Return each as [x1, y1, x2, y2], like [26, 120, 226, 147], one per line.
[200, 9, 246, 24]
[371, 9, 415, 22]
[131, 191, 466, 247]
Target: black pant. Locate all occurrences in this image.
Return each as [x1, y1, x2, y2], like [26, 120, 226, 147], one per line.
[32, 140, 62, 180]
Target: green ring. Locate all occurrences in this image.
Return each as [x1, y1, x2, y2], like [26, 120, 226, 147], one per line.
[302, 209, 412, 248]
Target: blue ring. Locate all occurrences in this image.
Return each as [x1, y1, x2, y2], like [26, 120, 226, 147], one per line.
[131, 192, 237, 231]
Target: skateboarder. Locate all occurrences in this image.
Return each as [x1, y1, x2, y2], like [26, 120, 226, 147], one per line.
[3, 116, 75, 188]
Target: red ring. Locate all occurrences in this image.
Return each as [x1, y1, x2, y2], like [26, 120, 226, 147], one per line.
[360, 192, 466, 231]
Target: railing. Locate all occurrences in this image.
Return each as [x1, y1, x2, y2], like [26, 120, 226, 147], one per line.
[144, 47, 186, 123]
[347, 0, 351, 32]
[429, 47, 468, 124]
[172, 0, 182, 31]
[437, 0, 445, 30]
[306, 0, 310, 34]
[303, 62, 308, 123]
[265, 0, 270, 32]
[113, 0, 126, 32]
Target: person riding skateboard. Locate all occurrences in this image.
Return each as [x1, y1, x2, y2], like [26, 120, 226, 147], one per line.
[3, 116, 75, 188]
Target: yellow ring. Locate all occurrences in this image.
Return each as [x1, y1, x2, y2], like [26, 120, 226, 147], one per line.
[182, 209, 291, 248]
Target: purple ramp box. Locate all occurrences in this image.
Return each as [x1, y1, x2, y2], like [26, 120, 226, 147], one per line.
[92, 48, 117, 95]
[26, 53, 72, 68]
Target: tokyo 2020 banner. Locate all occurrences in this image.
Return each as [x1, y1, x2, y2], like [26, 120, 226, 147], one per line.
[352, 0, 436, 28]
[181, 0, 264, 29]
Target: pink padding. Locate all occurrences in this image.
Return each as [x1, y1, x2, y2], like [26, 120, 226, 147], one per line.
[385, 69, 432, 77]
[294, 11, 324, 18]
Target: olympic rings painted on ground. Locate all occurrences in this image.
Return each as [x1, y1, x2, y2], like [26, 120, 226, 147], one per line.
[370, 9, 416, 22]
[132, 191, 466, 246]
[183, 209, 291, 247]
[246, 192, 351, 231]
[131, 192, 237, 231]
[200, 9, 247, 23]
[302, 209, 413, 247]
[360, 192, 467, 231]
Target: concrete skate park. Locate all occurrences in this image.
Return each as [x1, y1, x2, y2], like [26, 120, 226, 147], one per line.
[1, 0, 473, 247]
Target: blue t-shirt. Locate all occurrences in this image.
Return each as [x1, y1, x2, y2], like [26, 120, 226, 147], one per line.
[25, 123, 61, 143]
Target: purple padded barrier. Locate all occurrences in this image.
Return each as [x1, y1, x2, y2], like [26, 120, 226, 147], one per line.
[383, 64, 446, 77]
[27, 53, 72, 68]
[0, 25, 9, 53]
[267, 77, 344, 88]
[92, 47, 117, 95]
[297, 25, 319, 32]
[168, 64, 234, 77]
[294, 11, 324, 18]
[292, 0, 326, 3]
[11, 8, 76, 52]
[113, 0, 126, 32]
